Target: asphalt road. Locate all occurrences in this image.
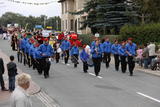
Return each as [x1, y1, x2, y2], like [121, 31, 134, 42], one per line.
[0, 39, 160, 107]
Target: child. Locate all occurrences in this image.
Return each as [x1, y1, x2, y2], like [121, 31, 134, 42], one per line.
[80, 45, 89, 73]
[136, 46, 143, 67]
[7, 55, 18, 92]
[70, 43, 79, 68]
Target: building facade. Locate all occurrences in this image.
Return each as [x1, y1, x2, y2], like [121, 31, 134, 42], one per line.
[58, 0, 91, 34]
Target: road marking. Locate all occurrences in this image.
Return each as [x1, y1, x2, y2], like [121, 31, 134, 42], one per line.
[89, 73, 103, 79]
[137, 92, 160, 103]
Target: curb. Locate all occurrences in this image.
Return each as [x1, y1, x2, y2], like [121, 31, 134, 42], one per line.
[135, 67, 160, 77]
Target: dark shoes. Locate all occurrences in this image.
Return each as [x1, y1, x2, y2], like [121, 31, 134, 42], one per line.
[1, 88, 8, 91]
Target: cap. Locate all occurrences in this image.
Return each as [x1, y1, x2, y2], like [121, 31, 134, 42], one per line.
[43, 38, 49, 41]
[82, 45, 86, 48]
[128, 37, 133, 41]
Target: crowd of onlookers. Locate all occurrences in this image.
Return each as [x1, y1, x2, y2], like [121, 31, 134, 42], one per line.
[136, 42, 160, 70]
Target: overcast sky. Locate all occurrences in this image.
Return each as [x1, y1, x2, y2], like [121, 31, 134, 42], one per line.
[0, 0, 61, 17]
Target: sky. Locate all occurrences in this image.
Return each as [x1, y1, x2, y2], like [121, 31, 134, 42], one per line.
[0, 0, 61, 17]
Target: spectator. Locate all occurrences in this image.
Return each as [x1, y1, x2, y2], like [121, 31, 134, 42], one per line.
[136, 46, 143, 67]
[148, 42, 156, 65]
[142, 44, 149, 69]
[0, 57, 8, 91]
[7, 55, 18, 92]
[10, 73, 32, 107]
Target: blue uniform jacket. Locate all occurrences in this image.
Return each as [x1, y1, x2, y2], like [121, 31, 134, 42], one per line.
[118, 46, 128, 56]
[80, 49, 89, 62]
[60, 40, 71, 51]
[25, 41, 32, 54]
[111, 44, 120, 55]
[29, 45, 35, 57]
[38, 44, 54, 57]
[126, 43, 137, 56]
[33, 48, 42, 59]
[103, 41, 112, 53]
[70, 46, 79, 56]
[21, 38, 28, 50]
[91, 45, 102, 58]
[91, 41, 96, 48]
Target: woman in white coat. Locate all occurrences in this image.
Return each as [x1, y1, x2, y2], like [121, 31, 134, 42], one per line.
[10, 73, 32, 107]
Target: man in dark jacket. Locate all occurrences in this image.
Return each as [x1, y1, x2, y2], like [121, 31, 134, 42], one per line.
[0, 57, 8, 91]
[7, 56, 17, 92]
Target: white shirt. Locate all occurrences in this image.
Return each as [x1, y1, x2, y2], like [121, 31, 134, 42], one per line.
[10, 86, 32, 107]
[148, 43, 156, 56]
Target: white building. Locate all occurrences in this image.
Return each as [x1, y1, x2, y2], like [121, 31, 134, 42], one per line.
[58, 0, 91, 34]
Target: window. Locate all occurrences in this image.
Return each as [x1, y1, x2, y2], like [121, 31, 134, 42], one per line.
[62, 3, 64, 14]
[70, 19, 74, 31]
[66, 20, 67, 30]
[65, 1, 67, 13]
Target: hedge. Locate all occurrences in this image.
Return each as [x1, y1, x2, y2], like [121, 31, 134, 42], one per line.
[79, 34, 118, 45]
[119, 23, 160, 45]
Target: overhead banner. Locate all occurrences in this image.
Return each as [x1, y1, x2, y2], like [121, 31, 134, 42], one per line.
[6, 0, 56, 5]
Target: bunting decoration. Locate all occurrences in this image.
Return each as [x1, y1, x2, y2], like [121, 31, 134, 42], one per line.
[6, 0, 58, 5]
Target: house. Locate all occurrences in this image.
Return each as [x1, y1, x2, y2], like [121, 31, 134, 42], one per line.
[58, 0, 91, 34]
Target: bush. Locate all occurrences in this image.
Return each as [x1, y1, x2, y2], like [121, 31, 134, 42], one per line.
[119, 23, 160, 45]
[79, 34, 119, 45]
[79, 34, 93, 45]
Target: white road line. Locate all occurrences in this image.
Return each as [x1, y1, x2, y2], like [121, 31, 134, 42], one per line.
[97, 76, 103, 79]
[88, 73, 103, 79]
[137, 92, 160, 103]
[89, 73, 95, 76]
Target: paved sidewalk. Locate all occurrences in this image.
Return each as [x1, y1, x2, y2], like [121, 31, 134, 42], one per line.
[135, 65, 160, 77]
[111, 56, 160, 77]
[0, 50, 41, 102]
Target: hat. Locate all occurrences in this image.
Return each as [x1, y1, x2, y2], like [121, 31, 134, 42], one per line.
[128, 37, 133, 41]
[44, 38, 49, 41]
[82, 45, 86, 49]
[34, 43, 40, 47]
[23, 34, 27, 37]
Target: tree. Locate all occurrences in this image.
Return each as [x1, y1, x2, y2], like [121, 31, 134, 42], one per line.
[132, 0, 160, 24]
[0, 12, 61, 31]
[72, 0, 135, 34]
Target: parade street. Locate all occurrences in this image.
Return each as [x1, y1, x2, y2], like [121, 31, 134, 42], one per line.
[0, 40, 160, 107]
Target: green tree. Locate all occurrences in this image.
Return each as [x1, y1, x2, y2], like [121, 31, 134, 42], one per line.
[72, 0, 135, 34]
[132, 0, 160, 24]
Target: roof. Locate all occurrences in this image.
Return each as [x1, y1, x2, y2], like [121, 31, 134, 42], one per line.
[58, 0, 66, 3]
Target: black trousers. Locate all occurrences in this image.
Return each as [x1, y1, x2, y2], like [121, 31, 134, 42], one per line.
[36, 59, 42, 74]
[120, 56, 127, 73]
[17, 51, 22, 63]
[39, 58, 51, 77]
[128, 56, 135, 75]
[104, 52, 111, 68]
[26, 53, 31, 67]
[92, 57, 102, 76]
[114, 54, 120, 71]
[31, 56, 36, 69]
[56, 53, 60, 63]
[64, 50, 69, 64]
[83, 61, 88, 73]
[0, 74, 5, 89]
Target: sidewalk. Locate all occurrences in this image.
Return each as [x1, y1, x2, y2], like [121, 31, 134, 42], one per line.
[110, 56, 160, 77]
[0, 50, 41, 102]
[135, 65, 160, 77]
